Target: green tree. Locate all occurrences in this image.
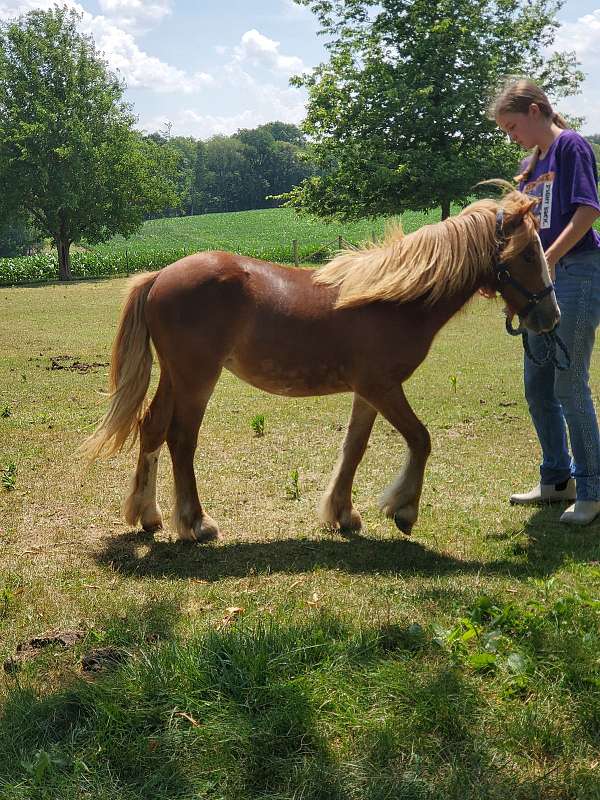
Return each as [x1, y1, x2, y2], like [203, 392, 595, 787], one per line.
[586, 135, 600, 165]
[190, 140, 210, 215]
[143, 134, 198, 217]
[0, 6, 177, 279]
[287, 0, 583, 220]
[144, 122, 315, 216]
[235, 124, 316, 209]
[166, 136, 198, 215]
[234, 127, 273, 209]
[261, 121, 307, 146]
[203, 136, 249, 212]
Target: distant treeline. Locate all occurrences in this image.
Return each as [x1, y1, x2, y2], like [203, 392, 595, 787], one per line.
[145, 121, 317, 219]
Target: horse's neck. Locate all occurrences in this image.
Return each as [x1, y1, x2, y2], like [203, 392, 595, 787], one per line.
[428, 280, 484, 332]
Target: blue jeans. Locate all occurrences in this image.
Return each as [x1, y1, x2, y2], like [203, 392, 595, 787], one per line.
[524, 248, 600, 501]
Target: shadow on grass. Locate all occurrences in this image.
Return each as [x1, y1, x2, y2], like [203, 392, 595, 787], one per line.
[0, 596, 190, 799]
[0, 609, 527, 800]
[2, 605, 595, 799]
[0, 611, 412, 799]
[93, 504, 600, 582]
[0, 272, 130, 290]
[491, 502, 600, 572]
[2, 598, 598, 798]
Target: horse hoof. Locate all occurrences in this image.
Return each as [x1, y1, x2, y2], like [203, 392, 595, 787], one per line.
[193, 514, 221, 543]
[142, 521, 162, 534]
[339, 508, 363, 534]
[141, 507, 163, 534]
[393, 513, 413, 536]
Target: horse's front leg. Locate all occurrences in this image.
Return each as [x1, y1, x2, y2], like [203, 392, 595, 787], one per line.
[363, 384, 431, 535]
[319, 393, 377, 532]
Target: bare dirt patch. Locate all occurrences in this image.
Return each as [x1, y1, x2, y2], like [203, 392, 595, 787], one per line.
[47, 355, 109, 373]
[4, 628, 85, 672]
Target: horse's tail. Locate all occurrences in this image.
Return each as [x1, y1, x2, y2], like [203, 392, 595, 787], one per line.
[81, 271, 159, 462]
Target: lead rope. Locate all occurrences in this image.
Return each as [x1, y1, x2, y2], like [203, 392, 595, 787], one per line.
[505, 316, 571, 370]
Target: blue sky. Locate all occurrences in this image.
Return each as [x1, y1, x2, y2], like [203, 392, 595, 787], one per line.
[1, 0, 599, 136]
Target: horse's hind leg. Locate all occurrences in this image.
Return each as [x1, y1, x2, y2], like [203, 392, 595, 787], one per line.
[362, 384, 431, 535]
[167, 370, 222, 543]
[319, 394, 377, 532]
[124, 370, 173, 532]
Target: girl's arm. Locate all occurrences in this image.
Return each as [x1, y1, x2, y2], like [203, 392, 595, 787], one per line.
[545, 205, 600, 276]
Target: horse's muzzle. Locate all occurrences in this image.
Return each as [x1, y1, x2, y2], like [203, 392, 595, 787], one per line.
[522, 293, 561, 334]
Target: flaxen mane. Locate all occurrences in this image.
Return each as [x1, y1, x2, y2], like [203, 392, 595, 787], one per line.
[314, 188, 538, 309]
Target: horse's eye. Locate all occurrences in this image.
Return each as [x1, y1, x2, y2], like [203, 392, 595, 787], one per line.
[522, 247, 535, 263]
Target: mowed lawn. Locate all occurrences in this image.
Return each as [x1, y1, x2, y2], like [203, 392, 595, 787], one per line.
[1, 275, 600, 799]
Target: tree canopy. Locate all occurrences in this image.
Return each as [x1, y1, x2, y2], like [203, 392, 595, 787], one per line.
[0, 6, 178, 279]
[286, 0, 583, 220]
[145, 123, 316, 218]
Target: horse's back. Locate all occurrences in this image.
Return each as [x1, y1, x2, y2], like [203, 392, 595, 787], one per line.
[147, 250, 334, 325]
[149, 251, 252, 301]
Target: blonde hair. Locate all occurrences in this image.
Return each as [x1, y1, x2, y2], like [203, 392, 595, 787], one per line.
[313, 189, 538, 309]
[492, 78, 569, 183]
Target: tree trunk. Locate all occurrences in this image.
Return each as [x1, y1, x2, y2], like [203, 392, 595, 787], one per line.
[57, 236, 72, 281]
[441, 198, 451, 221]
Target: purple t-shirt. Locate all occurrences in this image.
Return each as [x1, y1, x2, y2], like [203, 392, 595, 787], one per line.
[519, 129, 600, 256]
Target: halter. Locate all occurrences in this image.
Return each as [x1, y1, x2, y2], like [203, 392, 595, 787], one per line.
[494, 208, 570, 371]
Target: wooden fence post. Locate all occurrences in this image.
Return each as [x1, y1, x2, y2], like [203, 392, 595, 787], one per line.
[293, 239, 299, 267]
[338, 235, 343, 250]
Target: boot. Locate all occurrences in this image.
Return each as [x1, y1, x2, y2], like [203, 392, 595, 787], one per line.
[510, 478, 576, 506]
[560, 500, 600, 526]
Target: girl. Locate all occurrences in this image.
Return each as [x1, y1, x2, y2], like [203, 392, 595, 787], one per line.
[493, 78, 600, 525]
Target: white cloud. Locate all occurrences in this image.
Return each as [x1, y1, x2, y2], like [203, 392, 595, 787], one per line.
[88, 18, 213, 92]
[97, 0, 171, 32]
[0, 0, 213, 95]
[232, 28, 306, 75]
[553, 9, 600, 133]
[555, 9, 600, 58]
[140, 83, 307, 139]
[0, 0, 83, 18]
[142, 109, 266, 139]
[99, 0, 171, 18]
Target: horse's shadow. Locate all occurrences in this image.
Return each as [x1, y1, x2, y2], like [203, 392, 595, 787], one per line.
[93, 503, 600, 582]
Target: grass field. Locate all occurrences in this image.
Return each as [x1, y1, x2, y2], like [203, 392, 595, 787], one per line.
[0, 206, 440, 285]
[89, 207, 409, 259]
[1, 277, 600, 798]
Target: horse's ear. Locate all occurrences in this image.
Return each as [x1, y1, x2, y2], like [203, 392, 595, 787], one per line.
[521, 196, 539, 216]
[503, 195, 539, 232]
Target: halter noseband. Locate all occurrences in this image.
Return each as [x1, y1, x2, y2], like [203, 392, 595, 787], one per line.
[493, 208, 554, 322]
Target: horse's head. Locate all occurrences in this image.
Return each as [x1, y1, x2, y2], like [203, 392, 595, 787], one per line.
[487, 190, 560, 334]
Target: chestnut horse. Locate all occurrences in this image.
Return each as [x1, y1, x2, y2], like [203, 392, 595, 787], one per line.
[82, 190, 559, 541]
